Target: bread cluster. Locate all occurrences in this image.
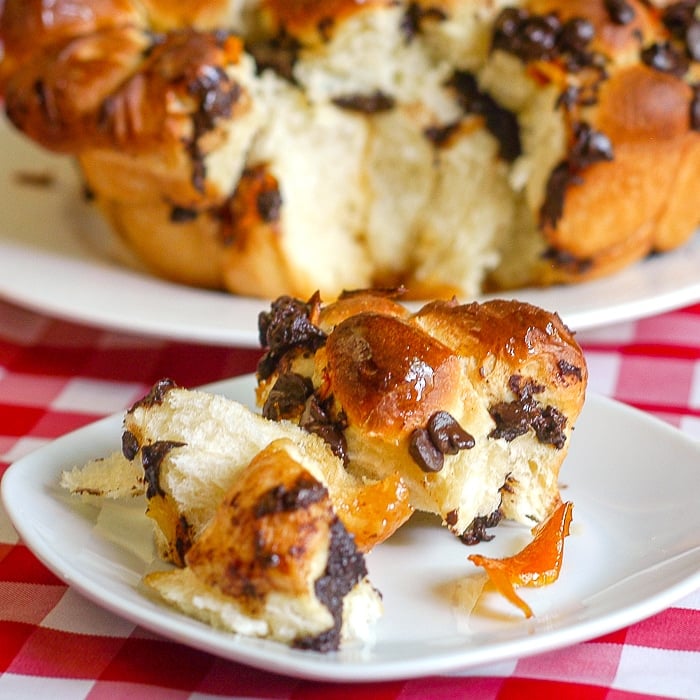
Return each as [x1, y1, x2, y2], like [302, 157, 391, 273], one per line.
[61, 292, 587, 649]
[256, 290, 588, 537]
[2, 0, 699, 299]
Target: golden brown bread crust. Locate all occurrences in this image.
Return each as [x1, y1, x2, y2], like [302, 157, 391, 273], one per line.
[1, 0, 699, 297]
[256, 291, 588, 537]
[185, 440, 337, 603]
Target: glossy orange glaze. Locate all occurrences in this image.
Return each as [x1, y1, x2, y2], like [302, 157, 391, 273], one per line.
[468, 500, 573, 618]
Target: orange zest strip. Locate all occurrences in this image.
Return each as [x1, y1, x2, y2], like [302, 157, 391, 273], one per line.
[468, 500, 574, 618]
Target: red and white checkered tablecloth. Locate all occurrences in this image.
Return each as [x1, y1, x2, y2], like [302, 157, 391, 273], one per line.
[0, 298, 698, 700]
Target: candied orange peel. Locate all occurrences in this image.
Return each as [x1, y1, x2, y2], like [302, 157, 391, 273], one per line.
[468, 500, 573, 618]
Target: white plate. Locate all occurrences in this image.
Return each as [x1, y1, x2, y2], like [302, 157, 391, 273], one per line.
[2, 120, 700, 345]
[3, 375, 700, 682]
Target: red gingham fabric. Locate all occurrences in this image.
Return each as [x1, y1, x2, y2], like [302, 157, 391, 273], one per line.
[1, 298, 698, 700]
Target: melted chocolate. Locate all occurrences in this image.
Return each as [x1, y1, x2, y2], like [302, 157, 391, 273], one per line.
[400, 3, 447, 42]
[257, 296, 327, 380]
[141, 440, 186, 499]
[488, 374, 568, 449]
[459, 507, 503, 546]
[299, 394, 349, 465]
[129, 378, 178, 413]
[254, 474, 328, 518]
[332, 91, 396, 113]
[293, 518, 368, 652]
[262, 372, 314, 421]
[447, 71, 522, 162]
[247, 32, 301, 83]
[409, 411, 474, 473]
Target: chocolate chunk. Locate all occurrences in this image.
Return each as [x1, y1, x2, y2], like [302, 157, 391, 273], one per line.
[128, 378, 178, 413]
[293, 518, 368, 652]
[427, 411, 475, 454]
[257, 295, 326, 380]
[254, 474, 328, 518]
[262, 372, 314, 420]
[141, 440, 186, 499]
[332, 91, 396, 113]
[409, 428, 445, 472]
[604, 0, 636, 25]
[641, 41, 689, 77]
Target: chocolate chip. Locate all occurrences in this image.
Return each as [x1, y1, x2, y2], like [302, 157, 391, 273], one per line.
[121, 430, 139, 461]
[256, 187, 282, 222]
[489, 374, 568, 448]
[299, 394, 348, 466]
[569, 122, 614, 169]
[427, 411, 475, 454]
[604, 0, 636, 25]
[459, 507, 503, 545]
[262, 372, 314, 420]
[170, 205, 198, 223]
[558, 18, 595, 53]
[409, 428, 444, 472]
[446, 71, 521, 161]
[332, 91, 395, 113]
[257, 295, 326, 380]
[691, 85, 700, 131]
[641, 41, 689, 77]
[141, 440, 186, 499]
[254, 474, 328, 518]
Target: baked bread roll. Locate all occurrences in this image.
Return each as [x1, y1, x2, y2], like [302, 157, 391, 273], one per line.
[256, 290, 588, 540]
[4, 1, 697, 298]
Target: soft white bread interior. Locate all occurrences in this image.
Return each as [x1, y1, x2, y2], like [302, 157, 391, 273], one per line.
[121, 379, 412, 564]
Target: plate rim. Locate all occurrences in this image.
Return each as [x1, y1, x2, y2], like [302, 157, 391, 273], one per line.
[3, 376, 700, 682]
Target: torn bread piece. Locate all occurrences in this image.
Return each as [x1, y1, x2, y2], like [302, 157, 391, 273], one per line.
[60, 452, 144, 500]
[65, 379, 410, 564]
[144, 439, 383, 651]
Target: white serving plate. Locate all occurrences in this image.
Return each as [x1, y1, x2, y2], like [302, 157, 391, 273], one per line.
[3, 375, 700, 682]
